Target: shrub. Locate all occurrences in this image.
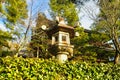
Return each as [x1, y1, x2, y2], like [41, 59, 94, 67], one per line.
[0, 57, 120, 79]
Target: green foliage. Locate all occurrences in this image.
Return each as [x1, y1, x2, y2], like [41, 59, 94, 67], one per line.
[72, 26, 89, 46]
[91, 33, 102, 42]
[0, 57, 120, 79]
[70, 0, 91, 5]
[0, 30, 12, 49]
[93, 0, 120, 63]
[49, 0, 79, 26]
[0, 0, 28, 36]
[0, 2, 2, 12]
[30, 13, 50, 58]
[0, 29, 13, 57]
[79, 46, 115, 61]
[93, 0, 120, 38]
[0, 0, 28, 24]
[71, 26, 89, 55]
[88, 31, 110, 47]
[0, 0, 28, 56]
[0, 30, 12, 42]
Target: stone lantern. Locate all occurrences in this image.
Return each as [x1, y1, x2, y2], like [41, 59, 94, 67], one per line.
[47, 17, 74, 63]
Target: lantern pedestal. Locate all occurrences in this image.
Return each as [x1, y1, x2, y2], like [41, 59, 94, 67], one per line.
[56, 52, 69, 63]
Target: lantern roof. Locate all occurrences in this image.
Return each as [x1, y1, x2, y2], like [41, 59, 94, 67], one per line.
[47, 23, 75, 38]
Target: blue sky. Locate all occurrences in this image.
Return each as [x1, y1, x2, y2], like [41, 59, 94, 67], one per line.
[27, 0, 51, 19]
[0, 18, 6, 30]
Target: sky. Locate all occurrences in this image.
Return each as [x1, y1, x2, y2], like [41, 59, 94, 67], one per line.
[0, 0, 99, 31]
[79, 0, 99, 29]
[0, 16, 5, 30]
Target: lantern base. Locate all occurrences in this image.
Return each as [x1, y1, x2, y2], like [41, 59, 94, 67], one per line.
[56, 52, 69, 63]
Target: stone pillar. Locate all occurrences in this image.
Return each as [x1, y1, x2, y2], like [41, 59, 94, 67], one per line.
[67, 34, 70, 45]
[56, 52, 69, 63]
[59, 32, 62, 44]
[52, 36, 55, 45]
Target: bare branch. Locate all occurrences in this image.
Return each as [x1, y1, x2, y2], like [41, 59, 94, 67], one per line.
[82, 6, 99, 21]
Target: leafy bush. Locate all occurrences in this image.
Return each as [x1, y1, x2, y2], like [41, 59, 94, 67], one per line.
[75, 46, 115, 62]
[0, 57, 120, 79]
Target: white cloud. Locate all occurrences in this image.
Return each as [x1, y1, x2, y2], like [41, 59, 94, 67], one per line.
[79, 1, 99, 29]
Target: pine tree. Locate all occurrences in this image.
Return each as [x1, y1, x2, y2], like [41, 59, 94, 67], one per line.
[0, 0, 28, 56]
[93, 0, 120, 64]
[49, 0, 79, 26]
[30, 13, 56, 58]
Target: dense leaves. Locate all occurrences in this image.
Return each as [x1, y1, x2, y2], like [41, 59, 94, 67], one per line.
[72, 26, 88, 46]
[0, 30, 12, 47]
[0, 30, 13, 56]
[49, 0, 79, 26]
[0, 0, 28, 24]
[93, 0, 120, 64]
[0, 0, 28, 56]
[87, 30, 110, 47]
[71, 26, 89, 55]
[30, 13, 55, 58]
[0, 57, 120, 79]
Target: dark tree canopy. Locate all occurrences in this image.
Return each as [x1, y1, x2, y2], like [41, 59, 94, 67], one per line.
[30, 13, 56, 58]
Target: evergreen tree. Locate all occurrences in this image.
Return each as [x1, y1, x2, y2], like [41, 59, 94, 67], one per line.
[0, 0, 28, 24]
[30, 13, 56, 58]
[0, 0, 28, 56]
[49, 0, 79, 26]
[93, 0, 120, 64]
[71, 25, 89, 55]
[0, 0, 28, 39]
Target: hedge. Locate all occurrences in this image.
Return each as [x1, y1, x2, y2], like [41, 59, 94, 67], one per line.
[0, 56, 120, 80]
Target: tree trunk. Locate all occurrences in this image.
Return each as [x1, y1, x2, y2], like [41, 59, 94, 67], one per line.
[37, 47, 39, 58]
[111, 27, 120, 64]
[114, 50, 119, 64]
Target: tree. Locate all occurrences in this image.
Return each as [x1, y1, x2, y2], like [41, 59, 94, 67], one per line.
[0, 30, 12, 49]
[49, 0, 79, 26]
[88, 30, 110, 47]
[30, 13, 56, 58]
[17, 0, 50, 56]
[71, 25, 89, 54]
[0, 0, 28, 56]
[0, 0, 28, 24]
[93, 0, 120, 64]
